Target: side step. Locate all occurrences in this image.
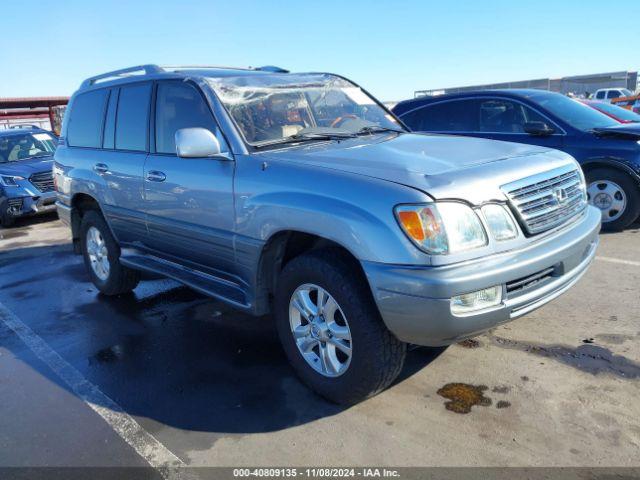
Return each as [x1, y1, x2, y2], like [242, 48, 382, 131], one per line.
[120, 250, 251, 310]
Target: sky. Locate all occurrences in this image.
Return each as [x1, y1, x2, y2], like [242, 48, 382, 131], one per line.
[1, 0, 639, 101]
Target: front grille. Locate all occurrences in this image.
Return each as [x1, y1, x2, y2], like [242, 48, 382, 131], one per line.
[6, 198, 23, 214]
[29, 171, 55, 193]
[502, 165, 587, 235]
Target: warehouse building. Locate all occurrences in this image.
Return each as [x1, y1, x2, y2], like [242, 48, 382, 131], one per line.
[415, 70, 639, 98]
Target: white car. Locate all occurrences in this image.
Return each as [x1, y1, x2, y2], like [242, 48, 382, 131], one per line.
[593, 88, 634, 103]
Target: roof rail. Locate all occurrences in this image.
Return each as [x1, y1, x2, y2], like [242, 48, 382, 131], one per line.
[255, 65, 289, 73]
[79, 65, 164, 89]
[161, 65, 254, 72]
[79, 64, 291, 90]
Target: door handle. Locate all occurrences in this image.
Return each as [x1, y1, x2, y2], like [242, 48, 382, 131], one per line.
[93, 163, 109, 174]
[146, 170, 166, 182]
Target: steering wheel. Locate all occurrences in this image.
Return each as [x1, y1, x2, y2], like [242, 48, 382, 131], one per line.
[330, 114, 358, 128]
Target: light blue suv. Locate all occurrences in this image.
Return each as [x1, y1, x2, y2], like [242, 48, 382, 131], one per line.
[55, 65, 601, 404]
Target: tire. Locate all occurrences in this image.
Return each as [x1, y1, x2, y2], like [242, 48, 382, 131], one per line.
[586, 168, 640, 232]
[0, 213, 15, 228]
[80, 210, 140, 295]
[274, 248, 406, 405]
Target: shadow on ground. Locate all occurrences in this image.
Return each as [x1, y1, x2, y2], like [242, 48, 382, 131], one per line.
[0, 243, 445, 438]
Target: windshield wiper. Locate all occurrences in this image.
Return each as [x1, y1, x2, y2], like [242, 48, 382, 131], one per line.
[355, 126, 405, 135]
[254, 131, 356, 148]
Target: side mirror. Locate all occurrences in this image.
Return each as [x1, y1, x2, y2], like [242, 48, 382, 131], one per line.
[523, 121, 555, 136]
[175, 128, 225, 158]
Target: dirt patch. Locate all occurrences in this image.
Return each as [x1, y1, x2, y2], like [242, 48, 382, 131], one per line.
[457, 339, 481, 349]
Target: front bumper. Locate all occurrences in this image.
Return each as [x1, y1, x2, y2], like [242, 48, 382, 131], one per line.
[1, 191, 57, 219]
[363, 205, 601, 346]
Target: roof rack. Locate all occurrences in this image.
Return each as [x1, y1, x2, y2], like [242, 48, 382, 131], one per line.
[79, 65, 164, 89]
[79, 64, 290, 90]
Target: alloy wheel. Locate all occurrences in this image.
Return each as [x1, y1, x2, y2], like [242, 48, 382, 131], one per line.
[86, 226, 110, 281]
[288, 283, 352, 377]
[587, 179, 627, 223]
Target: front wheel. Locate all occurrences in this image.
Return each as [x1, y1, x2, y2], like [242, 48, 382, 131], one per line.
[586, 168, 640, 231]
[80, 210, 140, 295]
[275, 249, 406, 405]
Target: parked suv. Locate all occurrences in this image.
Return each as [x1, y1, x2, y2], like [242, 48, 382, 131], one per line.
[393, 90, 640, 231]
[55, 66, 601, 404]
[0, 127, 58, 227]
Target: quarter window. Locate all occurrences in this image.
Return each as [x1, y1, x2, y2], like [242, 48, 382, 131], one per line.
[155, 82, 219, 155]
[115, 83, 151, 151]
[67, 89, 108, 148]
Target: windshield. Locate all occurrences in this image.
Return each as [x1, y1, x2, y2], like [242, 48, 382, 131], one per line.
[529, 93, 619, 131]
[620, 89, 634, 97]
[0, 131, 57, 163]
[590, 101, 640, 122]
[207, 73, 403, 146]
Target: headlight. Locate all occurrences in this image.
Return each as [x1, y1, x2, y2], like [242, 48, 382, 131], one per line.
[0, 175, 25, 187]
[481, 204, 518, 241]
[395, 202, 487, 254]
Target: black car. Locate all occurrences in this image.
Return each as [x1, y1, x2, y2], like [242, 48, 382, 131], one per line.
[393, 89, 640, 231]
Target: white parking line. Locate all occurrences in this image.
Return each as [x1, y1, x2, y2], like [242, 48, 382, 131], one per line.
[596, 256, 640, 267]
[0, 302, 189, 480]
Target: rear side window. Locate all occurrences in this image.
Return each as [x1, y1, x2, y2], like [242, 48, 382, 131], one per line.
[401, 100, 479, 132]
[595, 91, 605, 99]
[67, 90, 108, 148]
[155, 82, 219, 154]
[115, 83, 151, 151]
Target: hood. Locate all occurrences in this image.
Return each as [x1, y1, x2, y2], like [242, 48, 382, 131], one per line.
[0, 156, 54, 177]
[263, 133, 578, 204]
[593, 123, 640, 139]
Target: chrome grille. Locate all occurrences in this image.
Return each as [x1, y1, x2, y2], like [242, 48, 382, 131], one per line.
[29, 171, 55, 193]
[502, 165, 587, 235]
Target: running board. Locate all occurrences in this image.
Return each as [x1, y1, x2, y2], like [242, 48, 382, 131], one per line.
[120, 250, 251, 310]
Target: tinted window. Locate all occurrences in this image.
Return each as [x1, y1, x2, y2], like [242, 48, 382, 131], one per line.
[595, 91, 605, 99]
[115, 83, 151, 151]
[67, 90, 108, 148]
[529, 92, 618, 130]
[479, 99, 547, 133]
[607, 90, 621, 99]
[590, 101, 640, 122]
[155, 82, 219, 154]
[401, 99, 479, 132]
[103, 89, 118, 149]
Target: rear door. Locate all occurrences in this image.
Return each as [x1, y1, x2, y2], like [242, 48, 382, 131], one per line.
[98, 82, 152, 244]
[143, 80, 236, 274]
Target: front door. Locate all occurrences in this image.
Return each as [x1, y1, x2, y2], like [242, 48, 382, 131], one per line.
[471, 98, 563, 150]
[143, 80, 236, 275]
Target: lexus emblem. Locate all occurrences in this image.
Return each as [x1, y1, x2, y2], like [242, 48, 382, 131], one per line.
[553, 187, 568, 204]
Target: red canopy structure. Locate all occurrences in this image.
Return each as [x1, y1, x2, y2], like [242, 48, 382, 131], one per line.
[0, 97, 69, 133]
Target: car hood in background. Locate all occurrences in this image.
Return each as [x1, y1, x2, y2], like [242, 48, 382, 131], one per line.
[265, 133, 578, 204]
[0, 156, 54, 177]
[593, 123, 640, 139]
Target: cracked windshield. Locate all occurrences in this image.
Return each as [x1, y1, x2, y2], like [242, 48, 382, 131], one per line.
[208, 73, 403, 146]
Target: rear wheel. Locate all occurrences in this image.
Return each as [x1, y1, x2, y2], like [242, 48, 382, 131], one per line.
[80, 210, 140, 295]
[586, 168, 640, 231]
[275, 249, 406, 405]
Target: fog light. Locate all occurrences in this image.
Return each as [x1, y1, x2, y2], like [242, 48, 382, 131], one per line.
[451, 286, 502, 315]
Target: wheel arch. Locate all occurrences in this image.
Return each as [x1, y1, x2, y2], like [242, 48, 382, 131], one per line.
[69, 193, 106, 254]
[581, 157, 640, 185]
[254, 230, 369, 316]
